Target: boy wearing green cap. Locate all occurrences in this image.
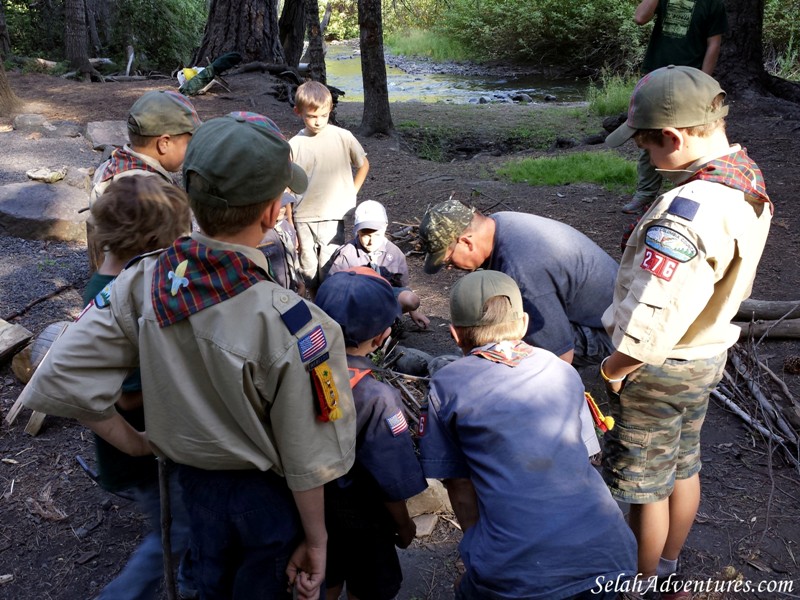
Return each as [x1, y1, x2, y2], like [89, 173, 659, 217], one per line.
[20, 113, 356, 600]
[602, 65, 772, 598]
[419, 270, 637, 600]
[88, 90, 201, 271]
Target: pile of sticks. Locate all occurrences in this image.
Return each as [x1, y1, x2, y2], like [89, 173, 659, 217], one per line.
[712, 341, 800, 473]
[374, 336, 429, 434]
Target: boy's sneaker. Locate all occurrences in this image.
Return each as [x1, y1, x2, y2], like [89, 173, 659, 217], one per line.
[621, 196, 654, 214]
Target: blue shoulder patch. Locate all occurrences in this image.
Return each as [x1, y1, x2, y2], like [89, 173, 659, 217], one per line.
[281, 300, 312, 335]
[667, 196, 700, 221]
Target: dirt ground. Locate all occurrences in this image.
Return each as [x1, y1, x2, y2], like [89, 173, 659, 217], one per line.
[1, 68, 800, 599]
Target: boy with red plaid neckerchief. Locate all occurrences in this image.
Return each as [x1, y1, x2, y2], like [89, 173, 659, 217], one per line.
[602, 65, 772, 599]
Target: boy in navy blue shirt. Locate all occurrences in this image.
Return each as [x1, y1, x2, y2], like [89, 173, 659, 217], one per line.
[419, 270, 637, 600]
[315, 268, 427, 600]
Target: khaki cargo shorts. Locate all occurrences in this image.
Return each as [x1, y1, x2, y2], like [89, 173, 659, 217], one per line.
[602, 352, 727, 504]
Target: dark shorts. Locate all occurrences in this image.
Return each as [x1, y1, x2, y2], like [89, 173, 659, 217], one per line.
[602, 352, 727, 504]
[325, 524, 402, 600]
[177, 466, 300, 600]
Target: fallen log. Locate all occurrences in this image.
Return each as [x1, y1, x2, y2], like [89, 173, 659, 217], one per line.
[736, 319, 800, 340]
[735, 299, 800, 321]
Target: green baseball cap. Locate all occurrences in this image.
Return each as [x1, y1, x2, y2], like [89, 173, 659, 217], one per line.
[450, 270, 524, 327]
[419, 199, 475, 274]
[127, 90, 202, 137]
[182, 113, 308, 208]
[605, 65, 729, 148]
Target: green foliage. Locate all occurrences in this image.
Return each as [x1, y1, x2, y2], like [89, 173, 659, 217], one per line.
[497, 151, 636, 192]
[112, 0, 207, 71]
[764, 0, 800, 81]
[324, 1, 360, 41]
[5, 0, 64, 59]
[385, 29, 473, 61]
[439, 0, 648, 71]
[586, 70, 636, 116]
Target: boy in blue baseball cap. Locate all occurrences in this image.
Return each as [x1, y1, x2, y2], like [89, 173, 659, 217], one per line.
[315, 268, 427, 600]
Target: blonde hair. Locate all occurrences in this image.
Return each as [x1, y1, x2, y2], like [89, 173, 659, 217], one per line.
[91, 176, 191, 260]
[452, 296, 527, 349]
[295, 81, 333, 112]
[632, 93, 727, 146]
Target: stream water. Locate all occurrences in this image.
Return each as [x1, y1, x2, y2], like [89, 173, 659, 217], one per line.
[325, 43, 588, 104]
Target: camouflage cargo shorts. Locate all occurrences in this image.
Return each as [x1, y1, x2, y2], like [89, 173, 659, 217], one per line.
[601, 352, 727, 504]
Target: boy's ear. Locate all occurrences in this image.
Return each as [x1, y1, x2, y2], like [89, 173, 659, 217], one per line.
[155, 134, 171, 155]
[260, 197, 283, 231]
[371, 326, 392, 349]
[293, 106, 301, 116]
[662, 127, 683, 151]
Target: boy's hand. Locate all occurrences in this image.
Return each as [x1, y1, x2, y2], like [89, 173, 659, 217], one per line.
[395, 519, 416, 549]
[409, 310, 430, 329]
[286, 540, 326, 600]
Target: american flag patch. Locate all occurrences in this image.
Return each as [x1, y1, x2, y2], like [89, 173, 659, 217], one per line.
[298, 325, 327, 362]
[386, 410, 408, 437]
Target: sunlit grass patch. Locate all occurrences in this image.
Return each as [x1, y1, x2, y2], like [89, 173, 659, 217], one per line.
[498, 151, 636, 192]
[586, 71, 637, 116]
[386, 29, 473, 62]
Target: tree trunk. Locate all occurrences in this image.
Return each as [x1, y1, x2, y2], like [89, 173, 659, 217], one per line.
[358, 0, 393, 136]
[279, 0, 306, 68]
[0, 1, 10, 59]
[84, 0, 102, 55]
[305, 0, 326, 84]
[64, 0, 97, 80]
[718, 0, 800, 103]
[194, 0, 284, 65]
[0, 61, 21, 117]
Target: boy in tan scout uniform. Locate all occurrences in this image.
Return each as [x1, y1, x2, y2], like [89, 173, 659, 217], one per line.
[289, 81, 370, 294]
[21, 113, 356, 600]
[88, 90, 201, 271]
[602, 66, 772, 599]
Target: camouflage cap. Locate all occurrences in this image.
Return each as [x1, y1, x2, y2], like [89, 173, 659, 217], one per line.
[127, 90, 201, 137]
[450, 270, 523, 327]
[606, 65, 728, 148]
[419, 199, 475, 274]
[183, 113, 307, 208]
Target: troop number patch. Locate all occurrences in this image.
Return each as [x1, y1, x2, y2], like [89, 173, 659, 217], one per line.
[641, 248, 678, 281]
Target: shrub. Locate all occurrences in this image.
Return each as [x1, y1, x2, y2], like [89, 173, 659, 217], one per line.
[498, 151, 636, 193]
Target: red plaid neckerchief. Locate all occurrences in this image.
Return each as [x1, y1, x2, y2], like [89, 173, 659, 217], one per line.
[470, 341, 534, 367]
[687, 148, 773, 214]
[152, 237, 268, 327]
[99, 147, 168, 183]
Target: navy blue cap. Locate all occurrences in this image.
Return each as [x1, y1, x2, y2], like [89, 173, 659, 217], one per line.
[316, 268, 401, 347]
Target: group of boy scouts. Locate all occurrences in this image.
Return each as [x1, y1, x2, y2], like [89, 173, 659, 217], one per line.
[17, 2, 773, 599]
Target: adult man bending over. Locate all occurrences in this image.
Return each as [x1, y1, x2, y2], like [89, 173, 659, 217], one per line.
[420, 199, 618, 368]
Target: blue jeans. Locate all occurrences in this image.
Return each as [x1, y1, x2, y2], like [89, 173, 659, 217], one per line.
[98, 472, 194, 600]
[177, 466, 302, 600]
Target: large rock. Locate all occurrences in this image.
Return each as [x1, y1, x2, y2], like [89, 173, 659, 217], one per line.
[0, 182, 89, 241]
[407, 479, 452, 517]
[86, 120, 129, 150]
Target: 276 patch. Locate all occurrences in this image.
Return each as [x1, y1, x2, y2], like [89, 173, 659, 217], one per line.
[641, 248, 678, 281]
[644, 225, 697, 262]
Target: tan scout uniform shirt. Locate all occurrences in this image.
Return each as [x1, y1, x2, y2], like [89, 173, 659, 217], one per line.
[289, 124, 367, 222]
[20, 232, 356, 492]
[89, 145, 174, 205]
[602, 146, 771, 365]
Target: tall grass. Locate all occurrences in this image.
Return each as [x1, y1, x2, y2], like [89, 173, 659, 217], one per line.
[498, 151, 636, 192]
[586, 71, 637, 116]
[385, 29, 473, 61]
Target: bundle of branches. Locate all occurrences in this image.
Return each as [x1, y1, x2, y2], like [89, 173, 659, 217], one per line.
[371, 334, 429, 436]
[711, 341, 800, 473]
[734, 299, 800, 341]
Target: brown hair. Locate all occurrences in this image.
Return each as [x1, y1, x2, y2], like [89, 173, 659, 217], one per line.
[189, 196, 273, 237]
[127, 132, 158, 150]
[633, 93, 727, 146]
[295, 81, 333, 112]
[452, 296, 527, 349]
[90, 176, 191, 260]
